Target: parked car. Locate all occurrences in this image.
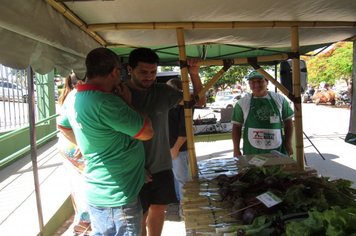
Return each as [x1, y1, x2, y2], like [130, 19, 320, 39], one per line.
[215, 91, 233, 101]
[23, 84, 68, 103]
[0, 80, 26, 102]
[210, 94, 241, 111]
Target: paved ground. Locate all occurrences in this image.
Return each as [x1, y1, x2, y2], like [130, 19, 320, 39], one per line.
[301, 103, 356, 188]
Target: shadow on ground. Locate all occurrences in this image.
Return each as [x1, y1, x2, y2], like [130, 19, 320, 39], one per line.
[197, 149, 233, 161]
[305, 152, 356, 189]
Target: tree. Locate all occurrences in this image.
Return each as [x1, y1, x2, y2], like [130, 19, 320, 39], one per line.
[160, 66, 176, 71]
[305, 42, 352, 87]
[327, 42, 353, 86]
[200, 65, 249, 91]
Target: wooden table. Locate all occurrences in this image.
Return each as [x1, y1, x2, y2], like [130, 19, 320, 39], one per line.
[182, 154, 301, 235]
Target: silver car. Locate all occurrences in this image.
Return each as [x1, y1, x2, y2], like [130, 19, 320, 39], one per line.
[0, 81, 26, 102]
[210, 94, 241, 111]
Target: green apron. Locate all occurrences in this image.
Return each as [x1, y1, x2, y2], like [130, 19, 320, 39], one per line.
[243, 92, 287, 155]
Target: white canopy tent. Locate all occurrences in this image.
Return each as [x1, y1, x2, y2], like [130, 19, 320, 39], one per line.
[1, 0, 356, 72]
[0, 0, 99, 76]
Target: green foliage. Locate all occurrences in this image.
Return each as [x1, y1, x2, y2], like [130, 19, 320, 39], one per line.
[160, 66, 176, 71]
[207, 96, 215, 103]
[215, 166, 356, 235]
[306, 42, 352, 87]
[286, 207, 356, 236]
[237, 216, 274, 235]
[200, 65, 249, 91]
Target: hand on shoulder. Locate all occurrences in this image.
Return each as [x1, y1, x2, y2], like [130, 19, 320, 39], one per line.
[187, 58, 200, 76]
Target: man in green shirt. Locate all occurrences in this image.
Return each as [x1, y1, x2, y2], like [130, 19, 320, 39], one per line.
[58, 47, 154, 236]
[231, 70, 294, 157]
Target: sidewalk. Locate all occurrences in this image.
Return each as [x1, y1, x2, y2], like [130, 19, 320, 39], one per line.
[301, 104, 356, 188]
[0, 139, 72, 236]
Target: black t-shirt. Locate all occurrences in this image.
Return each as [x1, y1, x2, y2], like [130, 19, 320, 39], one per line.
[169, 105, 188, 151]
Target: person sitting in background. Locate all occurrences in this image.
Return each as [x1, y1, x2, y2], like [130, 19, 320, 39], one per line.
[231, 70, 294, 157]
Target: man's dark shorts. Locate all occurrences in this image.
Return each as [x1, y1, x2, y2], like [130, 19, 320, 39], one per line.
[140, 169, 178, 213]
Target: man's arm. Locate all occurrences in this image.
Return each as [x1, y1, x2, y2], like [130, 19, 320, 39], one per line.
[232, 123, 243, 157]
[170, 136, 187, 159]
[57, 125, 77, 145]
[187, 59, 206, 107]
[283, 118, 294, 156]
[111, 87, 154, 141]
[133, 116, 154, 141]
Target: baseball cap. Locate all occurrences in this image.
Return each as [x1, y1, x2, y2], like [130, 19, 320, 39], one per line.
[247, 70, 264, 80]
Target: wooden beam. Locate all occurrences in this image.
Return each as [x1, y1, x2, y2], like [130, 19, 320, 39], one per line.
[176, 28, 199, 178]
[291, 26, 305, 171]
[46, 0, 107, 46]
[55, 0, 114, 2]
[88, 21, 356, 31]
[199, 68, 228, 101]
[256, 69, 290, 96]
[199, 54, 289, 66]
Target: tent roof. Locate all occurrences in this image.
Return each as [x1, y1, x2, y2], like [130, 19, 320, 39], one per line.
[1, 0, 356, 74]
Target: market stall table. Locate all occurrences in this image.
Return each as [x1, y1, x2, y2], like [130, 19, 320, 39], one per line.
[182, 154, 313, 235]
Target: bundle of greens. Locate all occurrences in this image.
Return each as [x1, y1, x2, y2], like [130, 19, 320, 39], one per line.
[213, 166, 356, 235]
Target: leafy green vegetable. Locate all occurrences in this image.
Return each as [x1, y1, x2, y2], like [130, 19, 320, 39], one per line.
[286, 207, 356, 236]
[213, 166, 356, 235]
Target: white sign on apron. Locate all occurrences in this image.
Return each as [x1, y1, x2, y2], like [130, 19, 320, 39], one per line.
[247, 128, 282, 150]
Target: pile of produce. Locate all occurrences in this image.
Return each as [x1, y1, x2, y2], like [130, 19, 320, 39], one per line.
[213, 166, 356, 235]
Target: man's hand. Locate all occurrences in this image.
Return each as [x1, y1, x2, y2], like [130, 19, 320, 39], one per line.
[115, 82, 131, 104]
[145, 169, 153, 183]
[186, 58, 206, 107]
[170, 147, 179, 160]
[73, 147, 82, 160]
[285, 142, 294, 156]
[232, 123, 243, 158]
[187, 58, 200, 76]
[171, 136, 186, 160]
[233, 149, 242, 158]
[283, 119, 294, 156]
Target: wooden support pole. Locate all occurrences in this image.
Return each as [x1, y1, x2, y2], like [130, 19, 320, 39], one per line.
[199, 54, 289, 66]
[291, 26, 305, 171]
[350, 42, 356, 135]
[198, 67, 229, 102]
[27, 67, 44, 236]
[46, 0, 106, 46]
[176, 28, 199, 178]
[197, 53, 290, 103]
[255, 68, 291, 97]
[88, 21, 356, 31]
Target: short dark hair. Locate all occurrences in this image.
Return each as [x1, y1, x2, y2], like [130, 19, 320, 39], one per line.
[85, 48, 121, 79]
[128, 48, 159, 69]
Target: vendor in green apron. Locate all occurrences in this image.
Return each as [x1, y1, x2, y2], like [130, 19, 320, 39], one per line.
[231, 70, 294, 157]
